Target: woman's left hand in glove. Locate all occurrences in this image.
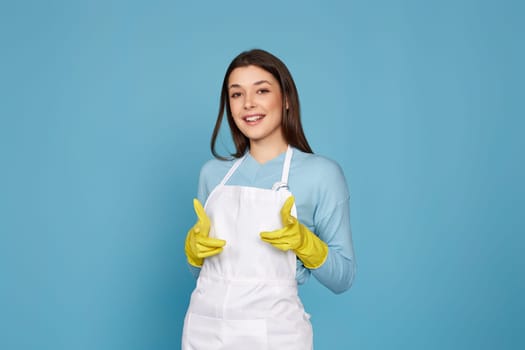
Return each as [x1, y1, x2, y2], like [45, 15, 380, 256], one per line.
[260, 196, 328, 269]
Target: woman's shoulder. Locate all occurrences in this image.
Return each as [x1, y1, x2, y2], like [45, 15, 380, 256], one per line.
[291, 148, 350, 197]
[293, 149, 346, 178]
[201, 157, 234, 172]
[199, 157, 235, 180]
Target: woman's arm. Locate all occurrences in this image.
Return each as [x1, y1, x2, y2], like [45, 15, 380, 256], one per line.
[311, 197, 356, 294]
[295, 155, 356, 294]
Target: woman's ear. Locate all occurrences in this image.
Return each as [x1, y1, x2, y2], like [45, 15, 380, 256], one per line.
[285, 97, 289, 110]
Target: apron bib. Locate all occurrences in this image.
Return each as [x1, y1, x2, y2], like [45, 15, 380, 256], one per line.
[182, 146, 313, 350]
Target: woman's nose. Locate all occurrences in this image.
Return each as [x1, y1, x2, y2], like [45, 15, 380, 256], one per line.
[243, 93, 256, 109]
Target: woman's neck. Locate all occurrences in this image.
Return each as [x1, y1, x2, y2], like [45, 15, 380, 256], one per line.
[249, 140, 288, 164]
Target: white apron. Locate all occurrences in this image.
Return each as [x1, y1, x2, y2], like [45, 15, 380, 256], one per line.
[182, 146, 313, 350]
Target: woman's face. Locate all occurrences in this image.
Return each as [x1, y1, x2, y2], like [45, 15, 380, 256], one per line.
[228, 65, 285, 146]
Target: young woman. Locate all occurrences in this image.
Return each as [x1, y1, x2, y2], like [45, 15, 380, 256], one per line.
[182, 49, 356, 350]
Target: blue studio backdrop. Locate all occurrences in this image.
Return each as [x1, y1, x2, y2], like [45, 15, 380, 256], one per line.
[1, 1, 524, 349]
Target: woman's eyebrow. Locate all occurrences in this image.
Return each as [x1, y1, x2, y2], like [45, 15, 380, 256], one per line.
[228, 80, 272, 89]
[253, 80, 272, 86]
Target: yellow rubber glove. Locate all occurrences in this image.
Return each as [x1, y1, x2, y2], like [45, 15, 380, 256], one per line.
[260, 196, 328, 269]
[184, 199, 226, 267]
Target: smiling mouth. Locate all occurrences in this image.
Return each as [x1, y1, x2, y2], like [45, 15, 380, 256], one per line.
[243, 114, 265, 123]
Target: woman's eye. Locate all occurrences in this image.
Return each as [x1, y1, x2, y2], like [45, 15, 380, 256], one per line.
[230, 92, 241, 98]
[257, 89, 270, 94]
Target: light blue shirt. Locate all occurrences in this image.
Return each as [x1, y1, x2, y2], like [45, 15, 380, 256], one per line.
[189, 147, 356, 294]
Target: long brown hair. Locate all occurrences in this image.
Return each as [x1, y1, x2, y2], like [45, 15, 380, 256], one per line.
[211, 49, 313, 159]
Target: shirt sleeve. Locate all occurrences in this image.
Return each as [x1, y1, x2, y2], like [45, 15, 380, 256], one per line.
[197, 161, 212, 205]
[309, 161, 356, 294]
[187, 162, 211, 279]
[188, 159, 230, 279]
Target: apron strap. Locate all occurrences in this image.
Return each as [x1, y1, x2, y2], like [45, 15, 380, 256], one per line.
[219, 154, 247, 186]
[280, 145, 293, 184]
[272, 145, 293, 191]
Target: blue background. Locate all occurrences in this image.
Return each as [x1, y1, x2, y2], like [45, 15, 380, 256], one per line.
[1, 0, 523, 349]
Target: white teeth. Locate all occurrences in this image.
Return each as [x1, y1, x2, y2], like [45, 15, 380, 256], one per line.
[246, 115, 263, 122]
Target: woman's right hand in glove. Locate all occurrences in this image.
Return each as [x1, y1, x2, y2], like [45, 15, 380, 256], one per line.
[184, 199, 226, 267]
